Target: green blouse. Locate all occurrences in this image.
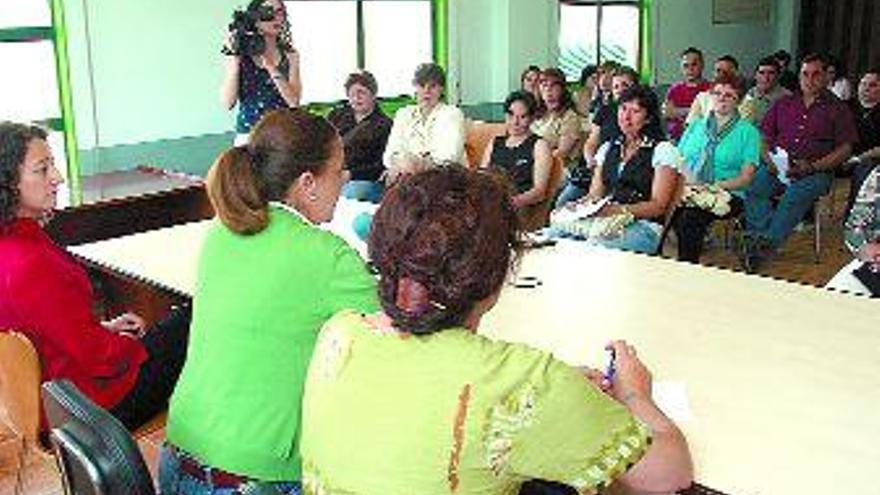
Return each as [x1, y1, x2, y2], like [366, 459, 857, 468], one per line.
[301, 311, 650, 495]
[167, 206, 379, 481]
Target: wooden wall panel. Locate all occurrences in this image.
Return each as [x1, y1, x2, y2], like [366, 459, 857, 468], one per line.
[799, 0, 880, 82]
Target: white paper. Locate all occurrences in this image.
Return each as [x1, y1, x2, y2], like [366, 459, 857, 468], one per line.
[550, 196, 612, 224]
[652, 381, 693, 423]
[769, 147, 791, 185]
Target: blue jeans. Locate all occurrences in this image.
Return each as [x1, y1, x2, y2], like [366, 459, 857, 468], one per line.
[342, 180, 384, 204]
[545, 220, 661, 254]
[158, 444, 301, 495]
[745, 167, 832, 246]
[554, 181, 588, 208]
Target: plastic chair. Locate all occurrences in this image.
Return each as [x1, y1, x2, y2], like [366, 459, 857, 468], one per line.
[41, 379, 155, 495]
[464, 120, 506, 168]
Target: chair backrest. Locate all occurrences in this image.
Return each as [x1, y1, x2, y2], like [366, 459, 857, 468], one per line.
[0, 331, 42, 446]
[519, 155, 566, 231]
[464, 120, 507, 168]
[41, 379, 155, 495]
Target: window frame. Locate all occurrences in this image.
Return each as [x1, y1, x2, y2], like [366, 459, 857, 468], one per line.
[557, 0, 648, 81]
[283, 0, 447, 104]
[0, 0, 80, 203]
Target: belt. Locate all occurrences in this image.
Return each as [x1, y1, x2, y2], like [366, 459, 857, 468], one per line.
[168, 444, 251, 488]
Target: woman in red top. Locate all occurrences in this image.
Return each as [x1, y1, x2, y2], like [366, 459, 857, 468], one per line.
[0, 122, 190, 430]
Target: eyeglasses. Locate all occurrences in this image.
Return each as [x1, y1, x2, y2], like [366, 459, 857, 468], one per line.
[711, 91, 738, 101]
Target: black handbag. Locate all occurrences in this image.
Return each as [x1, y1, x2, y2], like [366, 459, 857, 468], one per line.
[852, 262, 880, 297]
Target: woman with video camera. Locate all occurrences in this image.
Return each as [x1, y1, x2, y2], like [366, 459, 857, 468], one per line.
[221, 0, 302, 145]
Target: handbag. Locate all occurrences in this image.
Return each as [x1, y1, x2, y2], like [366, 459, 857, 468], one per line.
[852, 262, 880, 297]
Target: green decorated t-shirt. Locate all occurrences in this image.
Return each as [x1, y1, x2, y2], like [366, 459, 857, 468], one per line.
[301, 311, 650, 495]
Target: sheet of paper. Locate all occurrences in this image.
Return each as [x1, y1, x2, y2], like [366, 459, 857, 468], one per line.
[550, 196, 612, 224]
[769, 147, 791, 185]
[652, 381, 693, 423]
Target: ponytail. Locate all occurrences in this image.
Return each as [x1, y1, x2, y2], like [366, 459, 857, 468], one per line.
[206, 146, 269, 234]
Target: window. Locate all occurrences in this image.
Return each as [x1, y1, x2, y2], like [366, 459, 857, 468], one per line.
[558, 1, 641, 81]
[0, 0, 73, 207]
[285, 0, 433, 102]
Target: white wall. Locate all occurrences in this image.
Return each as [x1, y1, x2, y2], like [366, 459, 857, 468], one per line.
[64, 0, 238, 150]
[653, 0, 784, 84]
[447, 0, 557, 106]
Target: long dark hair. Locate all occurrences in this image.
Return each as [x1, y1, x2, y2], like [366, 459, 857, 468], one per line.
[618, 85, 666, 142]
[0, 122, 48, 228]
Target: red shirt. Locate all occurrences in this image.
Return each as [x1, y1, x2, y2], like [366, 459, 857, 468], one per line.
[665, 80, 712, 140]
[0, 218, 147, 416]
[761, 90, 858, 161]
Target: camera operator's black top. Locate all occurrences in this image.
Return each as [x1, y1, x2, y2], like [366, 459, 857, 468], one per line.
[236, 54, 289, 133]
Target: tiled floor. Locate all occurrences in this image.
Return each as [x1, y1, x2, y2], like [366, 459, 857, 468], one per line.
[0, 422, 165, 495]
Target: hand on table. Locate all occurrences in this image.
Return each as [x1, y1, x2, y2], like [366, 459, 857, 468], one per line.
[103, 312, 146, 337]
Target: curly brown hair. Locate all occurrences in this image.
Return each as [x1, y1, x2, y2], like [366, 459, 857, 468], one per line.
[0, 122, 48, 227]
[368, 167, 523, 335]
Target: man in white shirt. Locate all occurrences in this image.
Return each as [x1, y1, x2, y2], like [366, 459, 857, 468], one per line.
[383, 63, 466, 184]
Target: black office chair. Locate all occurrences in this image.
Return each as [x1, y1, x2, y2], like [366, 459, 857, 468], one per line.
[41, 379, 155, 495]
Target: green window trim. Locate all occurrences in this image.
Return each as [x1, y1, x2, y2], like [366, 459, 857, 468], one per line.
[0, 26, 53, 42]
[51, 0, 81, 204]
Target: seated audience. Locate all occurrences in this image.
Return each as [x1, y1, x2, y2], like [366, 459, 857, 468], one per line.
[744, 54, 858, 271]
[300, 166, 693, 495]
[327, 70, 392, 203]
[383, 62, 465, 184]
[0, 122, 191, 431]
[593, 60, 621, 113]
[774, 49, 798, 92]
[549, 85, 683, 254]
[685, 54, 741, 124]
[556, 66, 639, 207]
[674, 74, 760, 263]
[520, 65, 542, 105]
[741, 56, 792, 124]
[531, 68, 584, 170]
[664, 47, 711, 141]
[826, 55, 853, 101]
[844, 68, 880, 217]
[480, 90, 553, 228]
[159, 109, 378, 494]
[573, 63, 598, 117]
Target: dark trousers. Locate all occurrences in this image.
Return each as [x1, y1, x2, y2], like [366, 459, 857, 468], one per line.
[110, 303, 192, 430]
[673, 196, 744, 263]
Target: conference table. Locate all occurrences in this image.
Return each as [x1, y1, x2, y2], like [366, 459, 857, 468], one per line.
[68, 213, 880, 495]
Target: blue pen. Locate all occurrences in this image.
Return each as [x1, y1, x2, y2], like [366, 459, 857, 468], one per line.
[604, 347, 616, 382]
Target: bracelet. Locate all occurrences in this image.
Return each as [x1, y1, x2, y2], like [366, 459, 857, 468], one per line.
[271, 73, 285, 81]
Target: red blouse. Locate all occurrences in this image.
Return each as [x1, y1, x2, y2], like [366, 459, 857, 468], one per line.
[0, 218, 147, 413]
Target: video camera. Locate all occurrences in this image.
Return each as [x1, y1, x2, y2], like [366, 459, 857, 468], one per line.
[222, 4, 275, 57]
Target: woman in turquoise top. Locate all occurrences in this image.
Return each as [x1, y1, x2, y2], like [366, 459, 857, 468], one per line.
[300, 167, 692, 495]
[159, 108, 378, 495]
[674, 74, 760, 262]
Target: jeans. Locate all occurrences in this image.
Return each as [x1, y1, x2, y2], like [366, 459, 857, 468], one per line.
[554, 181, 588, 208]
[745, 167, 832, 246]
[159, 445, 301, 495]
[341, 180, 384, 204]
[546, 220, 661, 254]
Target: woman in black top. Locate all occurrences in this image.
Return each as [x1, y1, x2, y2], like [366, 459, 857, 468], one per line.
[327, 70, 392, 203]
[480, 91, 552, 211]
